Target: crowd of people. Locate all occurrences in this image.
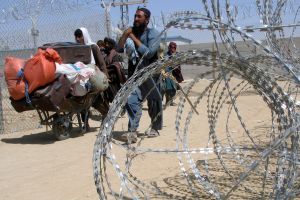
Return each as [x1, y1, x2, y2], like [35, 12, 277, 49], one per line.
[74, 7, 183, 143]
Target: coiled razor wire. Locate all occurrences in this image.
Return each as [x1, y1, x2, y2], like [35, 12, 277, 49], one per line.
[93, 1, 300, 199]
[92, 50, 300, 199]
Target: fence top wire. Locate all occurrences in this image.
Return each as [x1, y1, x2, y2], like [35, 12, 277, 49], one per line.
[0, 0, 107, 50]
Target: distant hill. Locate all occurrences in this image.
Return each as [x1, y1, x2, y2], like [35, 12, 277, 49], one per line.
[178, 37, 300, 54]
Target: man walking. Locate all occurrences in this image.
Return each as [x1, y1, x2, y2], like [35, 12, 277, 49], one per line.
[163, 42, 184, 106]
[118, 7, 162, 143]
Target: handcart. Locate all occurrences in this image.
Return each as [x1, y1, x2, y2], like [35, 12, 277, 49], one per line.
[11, 91, 101, 140]
[37, 92, 99, 140]
[7, 42, 109, 140]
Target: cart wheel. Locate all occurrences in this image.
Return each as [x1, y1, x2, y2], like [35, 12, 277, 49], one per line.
[53, 116, 72, 141]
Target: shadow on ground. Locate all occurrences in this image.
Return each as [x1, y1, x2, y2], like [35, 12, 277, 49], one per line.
[1, 130, 56, 145]
[111, 130, 127, 143]
[104, 153, 279, 199]
[1, 126, 99, 145]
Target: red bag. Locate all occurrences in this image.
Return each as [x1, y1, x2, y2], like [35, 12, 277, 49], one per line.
[4, 57, 27, 100]
[24, 48, 62, 93]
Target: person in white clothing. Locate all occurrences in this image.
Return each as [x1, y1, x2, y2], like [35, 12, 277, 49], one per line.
[74, 27, 110, 131]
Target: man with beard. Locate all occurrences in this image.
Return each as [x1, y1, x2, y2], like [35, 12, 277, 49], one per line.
[118, 7, 162, 143]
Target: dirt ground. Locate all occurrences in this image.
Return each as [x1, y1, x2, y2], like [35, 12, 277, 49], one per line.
[0, 72, 298, 199]
[0, 127, 99, 200]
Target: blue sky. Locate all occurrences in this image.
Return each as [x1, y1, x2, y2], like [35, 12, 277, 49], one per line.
[110, 0, 203, 18]
[108, 0, 207, 41]
[107, 0, 300, 43]
[108, 0, 236, 42]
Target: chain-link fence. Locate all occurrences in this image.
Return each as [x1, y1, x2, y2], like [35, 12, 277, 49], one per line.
[0, 78, 3, 134]
[0, 2, 107, 134]
[2, 0, 300, 136]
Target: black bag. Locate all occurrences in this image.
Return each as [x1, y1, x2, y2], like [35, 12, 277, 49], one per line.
[33, 74, 72, 111]
[39, 42, 91, 64]
[11, 74, 72, 113]
[10, 97, 34, 113]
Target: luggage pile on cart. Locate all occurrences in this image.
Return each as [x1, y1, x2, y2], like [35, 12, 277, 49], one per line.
[4, 42, 109, 140]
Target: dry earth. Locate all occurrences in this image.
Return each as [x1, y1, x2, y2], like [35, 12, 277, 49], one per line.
[1, 72, 298, 199]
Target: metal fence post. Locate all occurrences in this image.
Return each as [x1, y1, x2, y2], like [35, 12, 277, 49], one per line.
[0, 75, 4, 134]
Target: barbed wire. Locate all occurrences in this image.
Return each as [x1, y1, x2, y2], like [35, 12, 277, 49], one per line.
[93, 50, 300, 199]
[151, 1, 300, 29]
[0, 0, 300, 199]
[0, 0, 103, 22]
[92, 0, 300, 199]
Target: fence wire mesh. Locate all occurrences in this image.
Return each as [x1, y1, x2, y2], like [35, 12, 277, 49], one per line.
[1, 0, 300, 199]
[0, 1, 107, 134]
[91, 1, 300, 199]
